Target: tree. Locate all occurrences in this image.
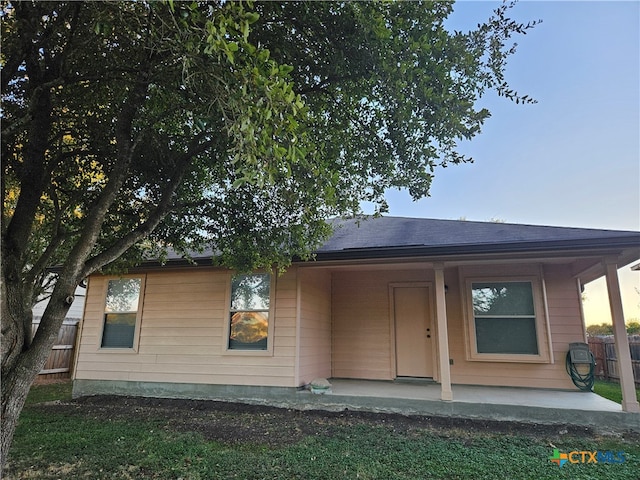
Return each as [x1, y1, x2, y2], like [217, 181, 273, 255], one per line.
[1, 0, 538, 466]
[586, 321, 640, 336]
[586, 323, 614, 336]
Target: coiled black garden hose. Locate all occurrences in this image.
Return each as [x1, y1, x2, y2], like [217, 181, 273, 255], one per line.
[565, 350, 595, 391]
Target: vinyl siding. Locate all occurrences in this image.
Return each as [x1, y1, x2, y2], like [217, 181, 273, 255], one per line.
[330, 263, 584, 390]
[297, 269, 332, 385]
[74, 268, 298, 387]
[448, 263, 582, 389]
[331, 269, 432, 380]
[76, 260, 589, 392]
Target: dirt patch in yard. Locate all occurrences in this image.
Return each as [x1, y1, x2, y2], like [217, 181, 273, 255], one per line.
[36, 395, 640, 447]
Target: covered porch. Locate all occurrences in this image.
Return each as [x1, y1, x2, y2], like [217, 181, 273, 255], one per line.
[296, 254, 640, 413]
[301, 218, 640, 416]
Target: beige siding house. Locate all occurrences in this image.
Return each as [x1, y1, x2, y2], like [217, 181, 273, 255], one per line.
[73, 217, 640, 412]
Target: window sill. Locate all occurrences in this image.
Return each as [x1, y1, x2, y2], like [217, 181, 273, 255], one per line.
[97, 347, 138, 353]
[466, 353, 551, 363]
[221, 347, 274, 357]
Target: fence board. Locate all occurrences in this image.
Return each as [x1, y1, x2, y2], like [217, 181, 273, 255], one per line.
[588, 335, 640, 385]
[31, 319, 79, 384]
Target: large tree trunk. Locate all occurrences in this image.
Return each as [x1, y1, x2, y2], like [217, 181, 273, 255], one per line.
[1, 279, 74, 469]
[1, 354, 46, 469]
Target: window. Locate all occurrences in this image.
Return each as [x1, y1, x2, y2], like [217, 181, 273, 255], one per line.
[101, 277, 143, 348]
[464, 278, 549, 362]
[228, 273, 271, 350]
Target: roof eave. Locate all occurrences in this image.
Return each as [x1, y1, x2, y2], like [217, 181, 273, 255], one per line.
[87, 235, 640, 274]
[312, 237, 640, 263]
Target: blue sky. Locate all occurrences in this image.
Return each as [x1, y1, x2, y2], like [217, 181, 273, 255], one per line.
[370, 1, 640, 324]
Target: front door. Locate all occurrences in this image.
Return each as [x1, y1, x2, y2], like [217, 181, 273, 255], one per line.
[394, 286, 433, 378]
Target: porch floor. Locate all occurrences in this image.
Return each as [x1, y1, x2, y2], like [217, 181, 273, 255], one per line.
[291, 379, 639, 433]
[328, 379, 620, 411]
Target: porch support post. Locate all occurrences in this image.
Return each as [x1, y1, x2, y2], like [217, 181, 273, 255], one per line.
[434, 263, 452, 401]
[603, 259, 640, 413]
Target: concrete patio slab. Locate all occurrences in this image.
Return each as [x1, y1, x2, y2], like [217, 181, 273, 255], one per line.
[292, 379, 639, 433]
[328, 379, 621, 410]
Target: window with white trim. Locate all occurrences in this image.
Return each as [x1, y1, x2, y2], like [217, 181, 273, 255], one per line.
[228, 273, 271, 350]
[465, 278, 549, 362]
[101, 277, 143, 349]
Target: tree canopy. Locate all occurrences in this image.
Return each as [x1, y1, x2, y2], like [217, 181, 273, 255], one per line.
[1, 0, 538, 467]
[587, 321, 640, 336]
[2, 0, 538, 276]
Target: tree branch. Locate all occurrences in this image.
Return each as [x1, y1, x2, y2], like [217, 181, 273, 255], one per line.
[2, 86, 53, 273]
[23, 190, 65, 288]
[81, 136, 215, 276]
[57, 70, 151, 282]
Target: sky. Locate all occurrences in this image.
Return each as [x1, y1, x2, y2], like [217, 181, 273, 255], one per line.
[366, 1, 640, 325]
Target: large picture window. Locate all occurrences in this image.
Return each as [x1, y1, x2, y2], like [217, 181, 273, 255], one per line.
[464, 277, 550, 362]
[101, 277, 143, 348]
[228, 273, 271, 350]
[471, 281, 538, 355]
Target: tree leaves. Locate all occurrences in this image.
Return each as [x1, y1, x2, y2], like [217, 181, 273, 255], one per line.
[2, 0, 541, 278]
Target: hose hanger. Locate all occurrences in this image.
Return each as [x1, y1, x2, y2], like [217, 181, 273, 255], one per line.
[566, 342, 595, 391]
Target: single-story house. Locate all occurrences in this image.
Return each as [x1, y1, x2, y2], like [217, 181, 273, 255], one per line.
[72, 217, 640, 412]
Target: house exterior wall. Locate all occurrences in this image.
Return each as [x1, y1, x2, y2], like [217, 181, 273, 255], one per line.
[74, 268, 298, 388]
[330, 263, 584, 390]
[445, 264, 581, 389]
[297, 269, 332, 385]
[331, 268, 433, 380]
[75, 260, 588, 394]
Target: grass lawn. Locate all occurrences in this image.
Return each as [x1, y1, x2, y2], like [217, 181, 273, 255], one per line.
[593, 379, 640, 404]
[23, 381, 73, 406]
[4, 381, 639, 480]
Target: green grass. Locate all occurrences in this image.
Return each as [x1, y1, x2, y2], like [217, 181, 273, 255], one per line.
[593, 379, 640, 404]
[5, 382, 640, 480]
[23, 381, 73, 406]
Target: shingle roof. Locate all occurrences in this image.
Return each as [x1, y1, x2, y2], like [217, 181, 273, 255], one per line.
[154, 216, 639, 266]
[315, 216, 640, 259]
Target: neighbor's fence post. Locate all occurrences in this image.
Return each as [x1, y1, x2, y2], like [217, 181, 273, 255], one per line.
[588, 336, 608, 380]
[604, 336, 618, 382]
[629, 335, 640, 386]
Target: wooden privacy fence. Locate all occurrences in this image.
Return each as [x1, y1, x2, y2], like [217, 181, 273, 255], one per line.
[588, 335, 640, 385]
[31, 319, 79, 383]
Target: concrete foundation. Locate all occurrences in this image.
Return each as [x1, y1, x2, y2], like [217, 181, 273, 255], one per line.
[73, 378, 640, 433]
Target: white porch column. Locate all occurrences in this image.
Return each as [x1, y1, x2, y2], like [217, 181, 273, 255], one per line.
[604, 260, 640, 413]
[434, 263, 452, 401]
